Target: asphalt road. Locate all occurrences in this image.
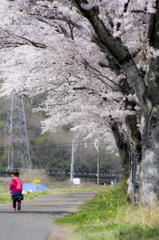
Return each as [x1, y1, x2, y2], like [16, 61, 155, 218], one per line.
[0, 191, 97, 240]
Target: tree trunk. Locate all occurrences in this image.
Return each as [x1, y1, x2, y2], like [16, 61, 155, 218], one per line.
[140, 110, 159, 206]
[125, 114, 141, 164]
[139, 56, 159, 206]
[108, 118, 130, 169]
[140, 0, 159, 205]
[125, 114, 141, 200]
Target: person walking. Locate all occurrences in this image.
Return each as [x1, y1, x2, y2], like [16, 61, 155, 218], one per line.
[10, 169, 23, 211]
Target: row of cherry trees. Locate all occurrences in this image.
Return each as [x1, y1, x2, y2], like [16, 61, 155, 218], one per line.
[0, 0, 140, 164]
[0, 0, 159, 206]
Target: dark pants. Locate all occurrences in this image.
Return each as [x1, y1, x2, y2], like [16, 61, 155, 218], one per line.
[11, 192, 23, 209]
[13, 200, 21, 209]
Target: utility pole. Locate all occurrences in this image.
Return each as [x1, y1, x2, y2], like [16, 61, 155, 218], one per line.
[97, 143, 100, 186]
[70, 132, 79, 181]
[94, 139, 101, 186]
[5, 94, 31, 170]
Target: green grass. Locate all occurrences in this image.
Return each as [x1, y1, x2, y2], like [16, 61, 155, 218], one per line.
[23, 190, 52, 201]
[65, 193, 74, 197]
[55, 188, 126, 225]
[0, 193, 12, 204]
[0, 190, 51, 204]
[54, 187, 159, 240]
[52, 186, 105, 193]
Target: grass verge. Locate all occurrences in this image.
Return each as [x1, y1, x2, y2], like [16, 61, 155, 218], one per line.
[52, 186, 103, 193]
[54, 187, 159, 240]
[0, 190, 51, 205]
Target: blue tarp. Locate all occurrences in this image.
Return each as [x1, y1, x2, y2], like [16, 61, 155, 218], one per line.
[22, 183, 52, 192]
[7, 183, 52, 193]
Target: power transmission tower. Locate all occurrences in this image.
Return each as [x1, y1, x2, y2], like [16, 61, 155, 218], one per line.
[4, 94, 31, 170]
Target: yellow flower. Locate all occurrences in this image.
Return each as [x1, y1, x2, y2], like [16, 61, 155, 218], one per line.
[109, 210, 112, 213]
[106, 201, 108, 204]
[103, 197, 106, 199]
[96, 219, 100, 222]
[111, 195, 113, 197]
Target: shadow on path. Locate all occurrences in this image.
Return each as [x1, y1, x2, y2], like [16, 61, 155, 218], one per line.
[0, 210, 72, 215]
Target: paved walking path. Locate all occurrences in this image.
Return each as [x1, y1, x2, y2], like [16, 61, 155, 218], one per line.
[0, 191, 97, 240]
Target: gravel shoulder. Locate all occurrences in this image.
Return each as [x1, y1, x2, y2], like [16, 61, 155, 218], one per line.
[0, 191, 98, 240]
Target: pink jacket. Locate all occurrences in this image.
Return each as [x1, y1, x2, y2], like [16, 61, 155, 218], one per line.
[10, 177, 23, 194]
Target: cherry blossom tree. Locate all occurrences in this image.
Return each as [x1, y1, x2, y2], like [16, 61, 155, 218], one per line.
[0, 1, 140, 175]
[1, 0, 159, 206]
[0, 0, 140, 164]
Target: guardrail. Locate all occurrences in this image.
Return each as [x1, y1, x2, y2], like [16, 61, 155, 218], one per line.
[49, 171, 123, 177]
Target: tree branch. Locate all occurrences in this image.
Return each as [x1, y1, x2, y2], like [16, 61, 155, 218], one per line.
[83, 59, 120, 89]
[39, 15, 82, 30]
[16, 35, 47, 49]
[73, 0, 149, 111]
